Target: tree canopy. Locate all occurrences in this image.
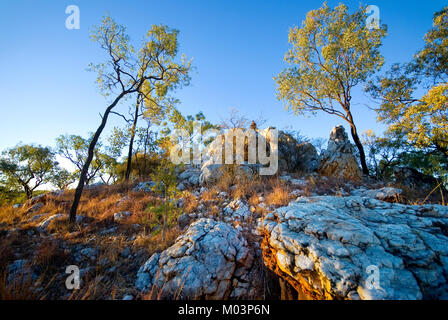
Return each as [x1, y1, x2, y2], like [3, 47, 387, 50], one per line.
[368, 7, 448, 159]
[275, 3, 387, 175]
[0, 144, 58, 199]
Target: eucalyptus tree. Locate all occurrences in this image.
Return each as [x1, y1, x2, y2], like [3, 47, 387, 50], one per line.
[368, 7, 448, 160]
[0, 144, 57, 199]
[275, 3, 387, 175]
[69, 16, 191, 223]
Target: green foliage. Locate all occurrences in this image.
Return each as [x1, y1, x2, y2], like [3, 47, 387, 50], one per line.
[150, 160, 179, 242]
[144, 201, 180, 235]
[115, 153, 161, 181]
[97, 153, 120, 184]
[368, 7, 448, 158]
[362, 130, 448, 184]
[415, 7, 448, 82]
[0, 144, 57, 199]
[56, 134, 100, 185]
[49, 167, 76, 190]
[0, 182, 24, 206]
[56, 134, 117, 185]
[88, 16, 191, 113]
[158, 110, 217, 162]
[151, 160, 178, 200]
[275, 2, 387, 119]
[275, 2, 387, 175]
[106, 126, 129, 159]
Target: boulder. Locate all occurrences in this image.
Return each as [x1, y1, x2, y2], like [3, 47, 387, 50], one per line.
[199, 163, 224, 185]
[26, 202, 44, 214]
[318, 126, 362, 181]
[178, 213, 191, 230]
[178, 167, 201, 188]
[223, 199, 251, 220]
[135, 218, 258, 299]
[84, 182, 105, 190]
[393, 167, 447, 194]
[278, 132, 319, 173]
[261, 195, 448, 300]
[199, 128, 269, 185]
[199, 161, 260, 185]
[133, 181, 156, 192]
[38, 214, 83, 232]
[6, 259, 39, 285]
[113, 211, 132, 223]
[351, 187, 402, 202]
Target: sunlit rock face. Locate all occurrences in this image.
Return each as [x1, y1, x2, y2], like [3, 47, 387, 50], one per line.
[277, 131, 319, 174]
[318, 125, 362, 181]
[261, 195, 448, 300]
[135, 218, 259, 299]
[199, 128, 269, 185]
[199, 127, 320, 185]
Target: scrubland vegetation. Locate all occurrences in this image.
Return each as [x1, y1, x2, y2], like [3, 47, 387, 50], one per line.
[1, 3, 447, 300]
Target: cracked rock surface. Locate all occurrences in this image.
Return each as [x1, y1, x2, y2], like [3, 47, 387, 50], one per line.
[261, 195, 448, 300]
[318, 125, 362, 181]
[135, 218, 257, 299]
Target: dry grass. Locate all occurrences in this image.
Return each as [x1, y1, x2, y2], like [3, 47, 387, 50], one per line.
[0, 271, 41, 300]
[134, 226, 181, 254]
[265, 184, 291, 207]
[182, 192, 199, 213]
[399, 183, 448, 206]
[33, 240, 67, 268]
[0, 239, 14, 272]
[214, 168, 234, 193]
[0, 206, 22, 225]
[232, 177, 266, 200]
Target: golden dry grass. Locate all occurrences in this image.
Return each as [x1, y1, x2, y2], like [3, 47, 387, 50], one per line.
[265, 185, 291, 207]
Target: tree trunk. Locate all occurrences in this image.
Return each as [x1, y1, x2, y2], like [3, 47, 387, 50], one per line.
[69, 92, 127, 224]
[125, 96, 141, 182]
[162, 188, 167, 243]
[346, 111, 369, 175]
[24, 185, 33, 200]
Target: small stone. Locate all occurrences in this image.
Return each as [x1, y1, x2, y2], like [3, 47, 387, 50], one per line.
[121, 247, 131, 258]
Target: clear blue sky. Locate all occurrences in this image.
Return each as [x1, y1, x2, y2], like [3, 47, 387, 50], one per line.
[0, 0, 446, 152]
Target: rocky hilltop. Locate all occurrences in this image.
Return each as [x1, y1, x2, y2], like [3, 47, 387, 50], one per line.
[2, 125, 447, 300]
[130, 125, 448, 300]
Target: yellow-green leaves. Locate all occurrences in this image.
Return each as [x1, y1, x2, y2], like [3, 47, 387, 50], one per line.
[415, 7, 448, 81]
[88, 15, 191, 111]
[371, 7, 448, 157]
[276, 3, 387, 117]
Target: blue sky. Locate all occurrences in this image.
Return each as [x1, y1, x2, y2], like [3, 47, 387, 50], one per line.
[0, 0, 446, 152]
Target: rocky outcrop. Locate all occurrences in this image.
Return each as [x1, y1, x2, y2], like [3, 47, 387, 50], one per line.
[278, 132, 319, 173]
[351, 187, 402, 202]
[199, 128, 268, 185]
[393, 167, 447, 194]
[199, 163, 224, 185]
[135, 218, 258, 299]
[261, 195, 448, 300]
[132, 181, 156, 192]
[177, 167, 201, 190]
[200, 161, 261, 185]
[318, 126, 362, 181]
[38, 214, 83, 232]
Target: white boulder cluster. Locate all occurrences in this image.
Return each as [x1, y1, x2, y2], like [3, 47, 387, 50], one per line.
[135, 218, 258, 299]
[261, 195, 448, 300]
